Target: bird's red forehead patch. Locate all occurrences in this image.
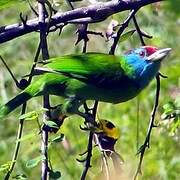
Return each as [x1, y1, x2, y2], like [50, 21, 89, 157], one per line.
[144, 46, 158, 56]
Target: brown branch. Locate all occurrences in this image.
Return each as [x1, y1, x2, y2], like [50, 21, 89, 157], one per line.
[0, 0, 163, 44]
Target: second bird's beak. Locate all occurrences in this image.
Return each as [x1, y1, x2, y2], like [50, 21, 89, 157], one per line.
[147, 48, 172, 61]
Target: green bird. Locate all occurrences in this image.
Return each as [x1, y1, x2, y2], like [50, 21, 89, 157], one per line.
[0, 46, 171, 119]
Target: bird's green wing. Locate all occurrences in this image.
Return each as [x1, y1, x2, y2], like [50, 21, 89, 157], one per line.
[35, 53, 134, 88]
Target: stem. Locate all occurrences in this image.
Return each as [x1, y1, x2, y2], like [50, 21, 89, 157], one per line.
[4, 34, 42, 180]
[134, 75, 161, 179]
[81, 131, 93, 180]
[38, 1, 50, 180]
[0, 56, 19, 88]
[4, 104, 26, 180]
[109, 9, 138, 55]
[136, 96, 140, 150]
[133, 15, 146, 46]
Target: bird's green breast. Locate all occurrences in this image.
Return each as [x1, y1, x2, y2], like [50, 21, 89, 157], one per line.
[64, 78, 141, 104]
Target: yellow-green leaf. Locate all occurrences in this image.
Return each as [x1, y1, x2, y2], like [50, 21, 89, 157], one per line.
[26, 155, 46, 168]
[119, 29, 136, 43]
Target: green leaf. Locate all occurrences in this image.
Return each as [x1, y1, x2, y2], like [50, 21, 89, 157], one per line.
[26, 155, 46, 168]
[19, 108, 47, 121]
[12, 174, 27, 180]
[45, 120, 59, 129]
[49, 170, 61, 179]
[51, 134, 64, 143]
[163, 101, 175, 113]
[0, 161, 15, 172]
[119, 29, 136, 43]
[19, 111, 38, 121]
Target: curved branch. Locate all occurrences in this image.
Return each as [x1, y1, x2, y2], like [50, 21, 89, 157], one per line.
[0, 0, 162, 44]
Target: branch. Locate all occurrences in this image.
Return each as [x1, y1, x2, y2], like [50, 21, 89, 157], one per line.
[3, 38, 42, 180]
[0, 0, 162, 44]
[4, 104, 26, 180]
[38, 2, 50, 180]
[133, 15, 146, 46]
[80, 131, 93, 180]
[134, 74, 161, 180]
[109, 9, 137, 55]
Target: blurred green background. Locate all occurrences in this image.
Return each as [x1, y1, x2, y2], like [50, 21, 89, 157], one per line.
[0, 0, 179, 179]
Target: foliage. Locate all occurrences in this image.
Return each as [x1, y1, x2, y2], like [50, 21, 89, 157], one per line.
[0, 1, 179, 180]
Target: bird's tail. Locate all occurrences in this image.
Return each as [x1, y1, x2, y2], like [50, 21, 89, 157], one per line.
[0, 84, 42, 119]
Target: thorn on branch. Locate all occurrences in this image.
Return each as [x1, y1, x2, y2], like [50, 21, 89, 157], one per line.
[75, 24, 89, 46]
[19, 13, 28, 27]
[79, 150, 88, 157]
[140, 30, 153, 39]
[48, 23, 66, 36]
[86, 31, 104, 38]
[28, 0, 39, 17]
[76, 158, 87, 163]
[159, 72, 168, 78]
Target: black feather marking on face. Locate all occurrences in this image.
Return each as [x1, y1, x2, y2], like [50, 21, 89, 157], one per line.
[106, 121, 115, 129]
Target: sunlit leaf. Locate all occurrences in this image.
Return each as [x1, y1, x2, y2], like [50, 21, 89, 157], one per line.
[19, 108, 47, 121]
[119, 29, 136, 43]
[26, 155, 46, 168]
[12, 174, 27, 180]
[45, 120, 59, 129]
[19, 111, 38, 121]
[50, 134, 64, 143]
[0, 161, 15, 172]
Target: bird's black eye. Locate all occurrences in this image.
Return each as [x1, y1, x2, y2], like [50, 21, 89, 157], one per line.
[106, 122, 115, 129]
[139, 51, 145, 57]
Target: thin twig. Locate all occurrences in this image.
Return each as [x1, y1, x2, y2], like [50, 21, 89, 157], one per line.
[80, 23, 92, 180]
[4, 104, 26, 180]
[80, 101, 99, 180]
[27, 42, 41, 83]
[136, 96, 140, 150]
[79, 26, 100, 179]
[134, 74, 161, 180]
[93, 101, 99, 118]
[38, 1, 50, 180]
[133, 15, 146, 46]
[66, 0, 74, 10]
[81, 131, 93, 180]
[0, 56, 20, 88]
[109, 9, 138, 55]
[4, 39, 42, 180]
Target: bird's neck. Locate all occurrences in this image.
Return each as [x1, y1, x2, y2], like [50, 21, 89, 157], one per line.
[138, 61, 161, 88]
[124, 55, 161, 89]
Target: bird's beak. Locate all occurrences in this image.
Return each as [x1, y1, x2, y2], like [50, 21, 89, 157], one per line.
[147, 48, 172, 61]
